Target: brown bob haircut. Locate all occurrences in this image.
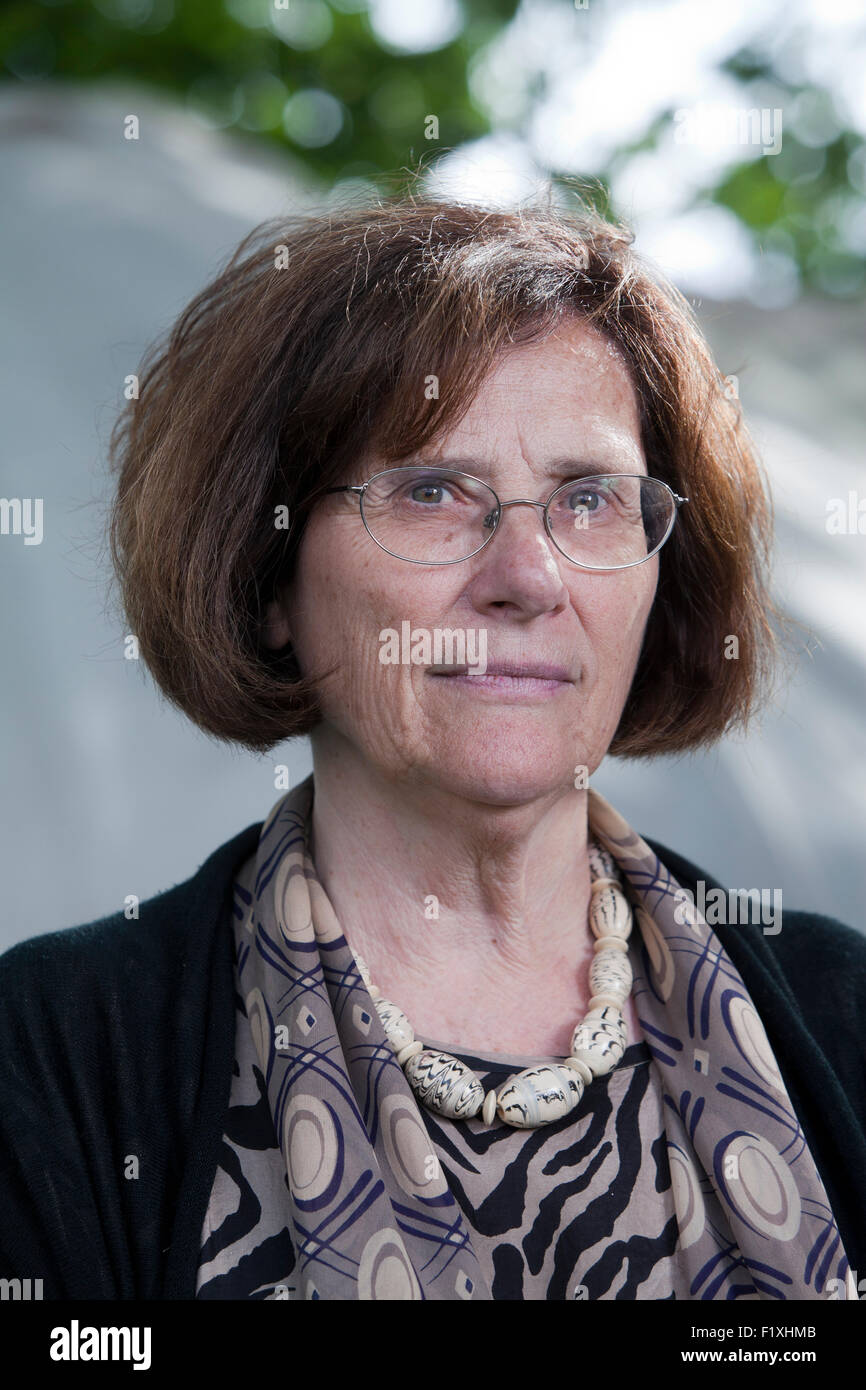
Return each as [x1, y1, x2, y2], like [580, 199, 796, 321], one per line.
[108, 194, 793, 757]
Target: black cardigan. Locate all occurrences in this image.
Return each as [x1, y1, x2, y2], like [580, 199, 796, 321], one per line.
[1, 822, 864, 1299]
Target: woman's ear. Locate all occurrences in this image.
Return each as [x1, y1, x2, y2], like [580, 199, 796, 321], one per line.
[261, 593, 293, 650]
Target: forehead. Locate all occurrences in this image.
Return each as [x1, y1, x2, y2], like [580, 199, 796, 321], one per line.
[470, 317, 635, 409]
[429, 317, 644, 464]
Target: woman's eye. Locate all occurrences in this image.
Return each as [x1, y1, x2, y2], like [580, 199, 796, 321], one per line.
[568, 489, 603, 512]
[407, 481, 455, 504]
[410, 484, 445, 503]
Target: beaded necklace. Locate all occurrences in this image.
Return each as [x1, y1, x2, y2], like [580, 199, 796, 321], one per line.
[352, 838, 634, 1129]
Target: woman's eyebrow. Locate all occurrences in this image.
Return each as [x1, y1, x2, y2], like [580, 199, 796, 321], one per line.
[408, 456, 636, 479]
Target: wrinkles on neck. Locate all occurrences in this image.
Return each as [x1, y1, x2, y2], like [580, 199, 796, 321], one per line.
[304, 738, 608, 1054]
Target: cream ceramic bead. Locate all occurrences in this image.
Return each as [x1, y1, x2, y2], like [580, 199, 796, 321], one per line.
[583, 1004, 628, 1033]
[589, 992, 624, 1010]
[590, 877, 620, 894]
[589, 882, 632, 940]
[589, 947, 632, 1001]
[570, 1008, 628, 1077]
[482, 1089, 498, 1125]
[495, 1064, 584, 1129]
[403, 1050, 485, 1119]
[593, 935, 629, 954]
[561, 1056, 594, 1084]
[353, 951, 373, 988]
[373, 997, 415, 1052]
[588, 841, 617, 880]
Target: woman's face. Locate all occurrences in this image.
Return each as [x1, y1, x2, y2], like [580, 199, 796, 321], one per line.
[267, 316, 658, 804]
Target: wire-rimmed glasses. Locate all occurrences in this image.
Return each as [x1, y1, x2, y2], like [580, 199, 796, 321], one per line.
[324, 466, 688, 571]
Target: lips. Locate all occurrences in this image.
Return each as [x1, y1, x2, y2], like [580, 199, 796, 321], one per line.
[430, 662, 572, 681]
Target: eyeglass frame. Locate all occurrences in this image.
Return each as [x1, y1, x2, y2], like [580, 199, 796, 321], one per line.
[323, 466, 689, 571]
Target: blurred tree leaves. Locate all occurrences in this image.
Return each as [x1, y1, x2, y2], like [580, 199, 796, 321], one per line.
[0, 0, 516, 177]
[2, 0, 864, 297]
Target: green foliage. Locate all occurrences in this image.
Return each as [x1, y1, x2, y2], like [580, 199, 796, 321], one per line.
[0, 0, 517, 182]
[2, 0, 863, 297]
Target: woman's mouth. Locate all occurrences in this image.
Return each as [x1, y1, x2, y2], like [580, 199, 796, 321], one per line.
[427, 667, 573, 700]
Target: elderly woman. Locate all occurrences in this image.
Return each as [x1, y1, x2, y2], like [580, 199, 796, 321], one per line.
[1, 199, 864, 1303]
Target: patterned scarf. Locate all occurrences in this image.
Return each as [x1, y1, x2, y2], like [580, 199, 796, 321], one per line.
[236, 772, 852, 1300]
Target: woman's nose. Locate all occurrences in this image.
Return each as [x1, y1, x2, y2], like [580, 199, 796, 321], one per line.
[490, 499, 558, 559]
[471, 500, 569, 606]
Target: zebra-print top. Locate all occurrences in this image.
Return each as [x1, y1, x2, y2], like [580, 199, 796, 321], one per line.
[195, 984, 688, 1300]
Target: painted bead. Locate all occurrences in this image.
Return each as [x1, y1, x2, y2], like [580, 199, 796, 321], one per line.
[589, 947, 632, 1001]
[583, 1004, 627, 1033]
[403, 1051, 485, 1119]
[570, 1008, 628, 1077]
[588, 840, 618, 880]
[589, 882, 632, 940]
[495, 1065, 585, 1129]
[373, 997, 415, 1052]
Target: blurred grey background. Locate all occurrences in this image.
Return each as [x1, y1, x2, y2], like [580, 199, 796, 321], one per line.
[1, 0, 864, 945]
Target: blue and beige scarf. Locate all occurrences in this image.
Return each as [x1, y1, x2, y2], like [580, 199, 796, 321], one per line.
[235, 773, 853, 1300]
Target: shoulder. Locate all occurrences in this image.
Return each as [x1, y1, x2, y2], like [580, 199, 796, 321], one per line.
[0, 816, 264, 1144]
[0, 819, 263, 1298]
[645, 833, 866, 1272]
[0, 819, 263, 1002]
[643, 830, 866, 1087]
[643, 832, 866, 979]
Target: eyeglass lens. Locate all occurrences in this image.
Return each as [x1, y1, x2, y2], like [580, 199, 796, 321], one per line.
[359, 467, 675, 567]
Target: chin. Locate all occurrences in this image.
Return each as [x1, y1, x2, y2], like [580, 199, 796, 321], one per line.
[419, 751, 578, 806]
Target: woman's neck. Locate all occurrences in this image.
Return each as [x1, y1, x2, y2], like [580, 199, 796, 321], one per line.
[304, 732, 625, 1056]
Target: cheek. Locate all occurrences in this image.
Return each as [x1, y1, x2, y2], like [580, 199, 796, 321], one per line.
[289, 520, 372, 659]
[580, 566, 657, 685]
[291, 532, 424, 707]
